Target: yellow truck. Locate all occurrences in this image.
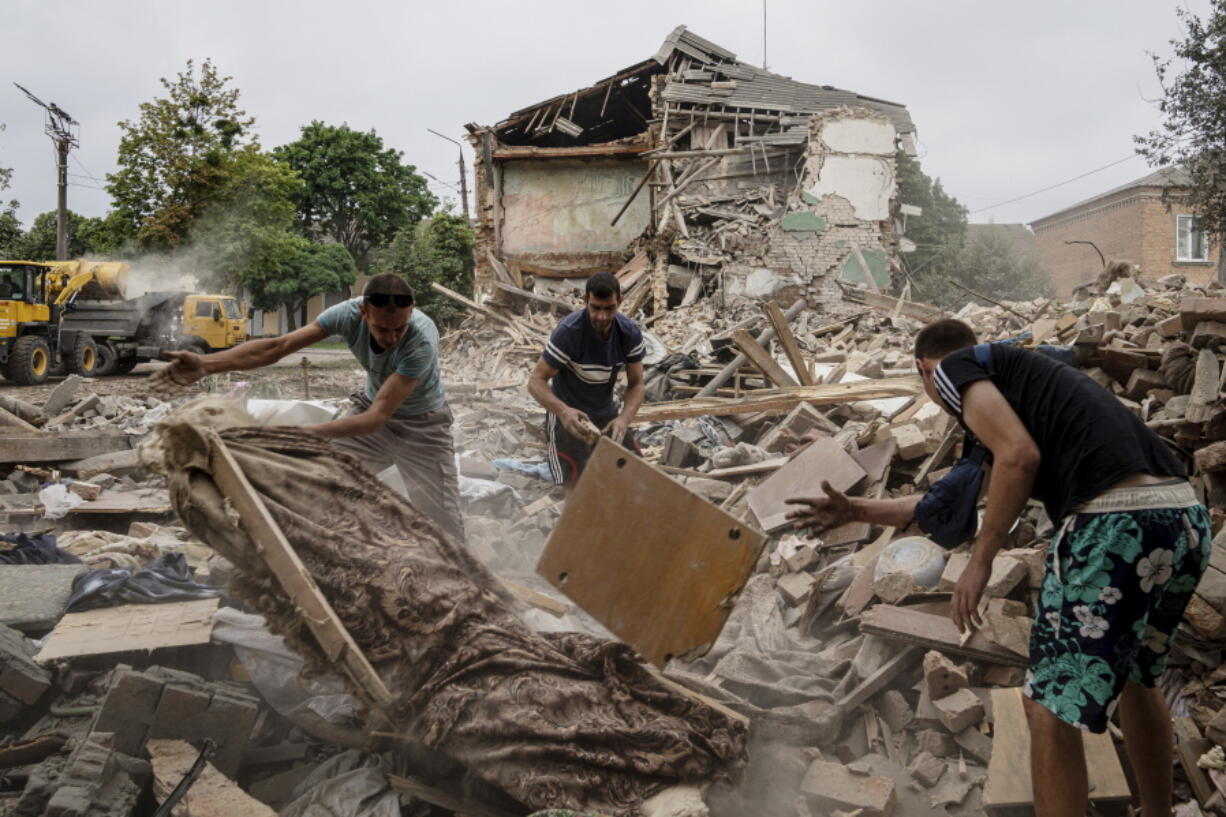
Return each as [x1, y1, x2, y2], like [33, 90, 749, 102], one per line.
[0, 259, 249, 385]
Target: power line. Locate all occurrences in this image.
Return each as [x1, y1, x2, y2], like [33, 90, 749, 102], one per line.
[970, 154, 1141, 215]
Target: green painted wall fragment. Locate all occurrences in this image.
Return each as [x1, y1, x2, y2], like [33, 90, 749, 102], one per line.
[839, 246, 891, 289]
[801, 191, 820, 205]
[781, 212, 827, 233]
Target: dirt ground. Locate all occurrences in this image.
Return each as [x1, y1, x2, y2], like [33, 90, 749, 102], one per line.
[0, 348, 365, 405]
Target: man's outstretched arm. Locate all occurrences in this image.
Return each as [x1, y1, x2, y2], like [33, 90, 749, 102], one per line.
[152, 322, 329, 388]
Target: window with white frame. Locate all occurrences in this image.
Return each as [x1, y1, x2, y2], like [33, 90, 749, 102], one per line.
[1177, 214, 1210, 262]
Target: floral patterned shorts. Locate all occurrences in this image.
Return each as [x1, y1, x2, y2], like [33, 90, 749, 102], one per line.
[1025, 484, 1210, 733]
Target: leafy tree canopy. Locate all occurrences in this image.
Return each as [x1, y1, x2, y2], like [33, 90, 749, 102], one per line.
[0, 201, 22, 259]
[375, 210, 474, 326]
[1136, 1, 1226, 281]
[894, 151, 969, 306]
[107, 58, 255, 249]
[949, 229, 1052, 305]
[273, 121, 437, 269]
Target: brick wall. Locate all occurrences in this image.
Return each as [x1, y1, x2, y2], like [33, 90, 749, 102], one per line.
[1033, 188, 1219, 295]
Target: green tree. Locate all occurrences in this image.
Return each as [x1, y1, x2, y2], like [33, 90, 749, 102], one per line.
[17, 210, 103, 259]
[948, 229, 1052, 304]
[107, 58, 255, 249]
[0, 201, 21, 258]
[187, 148, 355, 327]
[895, 151, 969, 306]
[376, 210, 474, 326]
[273, 122, 437, 269]
[1137, 1, 1226, 283]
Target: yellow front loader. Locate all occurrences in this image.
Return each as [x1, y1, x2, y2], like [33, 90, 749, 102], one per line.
[0, 259, 249, 385]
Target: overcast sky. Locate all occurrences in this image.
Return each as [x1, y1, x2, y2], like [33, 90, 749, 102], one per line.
[0, 0, 1212, 231]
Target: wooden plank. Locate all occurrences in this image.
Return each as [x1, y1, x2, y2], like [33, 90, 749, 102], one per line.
[748, 438, 866, 533]
[0, 431, 133, 464]
[0, 406, 40, 432]
[36, 598, 219, 662]
[491, 281, 575, 314]
[859, 604, 1029, 667]
[914, 425, 959, 486]
[764, 301, 814, 386]
[730, 328, 798, 387]
[60, 448, 142, 478]
[208, 434, 394, 712]
[1174, 717, 1216, 808]
[0, 489, 172, 518]
[491, 143, 650, 160]
[839, 286, 944, 324]
[704, 456, 790, 479]
[984, 687, 1131, 813]
[149, 739, 277, 817]
[836, 646, 920, 711]
[695, 300, 806, 397]
[536, 438, 767, 666]
[637, 377, 923, 423]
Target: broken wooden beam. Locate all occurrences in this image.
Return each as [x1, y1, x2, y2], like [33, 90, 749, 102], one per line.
[634, 376, 923, 423]
[730, 329, 798, 388]
[695, 300, 806, 397]
[764, 300, 814, 386]
[0, 432, 133, 465]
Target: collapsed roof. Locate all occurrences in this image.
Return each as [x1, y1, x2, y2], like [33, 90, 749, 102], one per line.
[488, 25, 917, 153]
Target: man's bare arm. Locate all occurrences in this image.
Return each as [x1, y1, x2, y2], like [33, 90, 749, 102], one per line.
[304, 372, 418, 439]
[953, 379, 1040, 631]
[786, 481, 922, 533]
[153, 323, 329, 388]
[619, 361, 646, 421]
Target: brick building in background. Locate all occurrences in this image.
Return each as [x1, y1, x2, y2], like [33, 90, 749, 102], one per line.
[1031, 167, 1219, 295]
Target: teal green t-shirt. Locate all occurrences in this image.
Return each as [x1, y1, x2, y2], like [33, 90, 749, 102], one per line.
[315, 298, 445, 418]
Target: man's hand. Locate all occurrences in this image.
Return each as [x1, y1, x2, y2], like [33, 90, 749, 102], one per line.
[150, 350, 207, 393]
[785, 480, 856, 535]
[604, 415, 630, 445]
[951, 554, 992, 634]
[560, 407, 599, 444]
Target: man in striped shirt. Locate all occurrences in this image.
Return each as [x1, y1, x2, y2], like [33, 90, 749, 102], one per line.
[527, 272, 646, 492]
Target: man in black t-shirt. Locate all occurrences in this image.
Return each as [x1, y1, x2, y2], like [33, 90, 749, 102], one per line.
[788, 318, 1209, 817]
[527, 272, 646, 493]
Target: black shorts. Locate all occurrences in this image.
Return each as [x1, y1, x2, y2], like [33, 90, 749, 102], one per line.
[544, 410, 641, 485]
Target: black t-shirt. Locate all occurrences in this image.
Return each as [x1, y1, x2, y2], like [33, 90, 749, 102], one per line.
[935, 344, 1185, 522]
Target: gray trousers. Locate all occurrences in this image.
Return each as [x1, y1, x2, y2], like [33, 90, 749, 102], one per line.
[333, 394, 465, 543]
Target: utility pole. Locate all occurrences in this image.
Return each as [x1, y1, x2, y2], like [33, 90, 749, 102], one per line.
[427, 129, 469, 221]
[15, 83, 79, 260]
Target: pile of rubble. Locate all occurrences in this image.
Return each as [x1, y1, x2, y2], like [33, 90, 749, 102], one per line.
[432, 264, 1226, 816]
[9, 261, 1226, 815]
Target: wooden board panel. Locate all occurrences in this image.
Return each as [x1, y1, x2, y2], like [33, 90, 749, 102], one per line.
[748, 437, 866, 533]
[0, 431, 133, 464]
[764, 301, 814, 386]
[984, 687, 1131, 814]
[859, 604, 1028, 667]
[36, 598, 218, 662]
[731, 329, 798, 388]
[536, 438, 766, 666]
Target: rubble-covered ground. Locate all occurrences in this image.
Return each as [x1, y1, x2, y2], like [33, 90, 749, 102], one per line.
[5, 267, 1226, 815]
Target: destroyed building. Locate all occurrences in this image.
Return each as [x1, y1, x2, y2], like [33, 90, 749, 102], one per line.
[465, 26, 917, 313]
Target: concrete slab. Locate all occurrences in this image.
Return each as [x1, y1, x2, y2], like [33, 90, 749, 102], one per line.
[0, 564, 88, 632]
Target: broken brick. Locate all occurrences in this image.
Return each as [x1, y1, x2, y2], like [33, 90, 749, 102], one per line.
[801, 759, 896, 817]
[922, 650, 968, 701]
[932, 687, 984, 733]
[908, 750, 946, 788]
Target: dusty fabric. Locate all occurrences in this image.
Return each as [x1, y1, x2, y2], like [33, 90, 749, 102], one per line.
[143, 406, 745, 816]
[332, 392, 465, 543]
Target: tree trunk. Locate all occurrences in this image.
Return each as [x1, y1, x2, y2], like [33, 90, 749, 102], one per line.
[284, 301, 299, 333]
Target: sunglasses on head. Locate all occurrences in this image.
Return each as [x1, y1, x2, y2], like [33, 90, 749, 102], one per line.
[365, 293, 413, 309]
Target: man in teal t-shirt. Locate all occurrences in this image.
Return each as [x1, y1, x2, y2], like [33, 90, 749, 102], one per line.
[152, 274, 464, 542]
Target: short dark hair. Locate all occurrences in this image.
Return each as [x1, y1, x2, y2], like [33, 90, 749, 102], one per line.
[914, 319, 977, 359]
[363, 273, 414, 300]
[585, 272, 621, 299]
